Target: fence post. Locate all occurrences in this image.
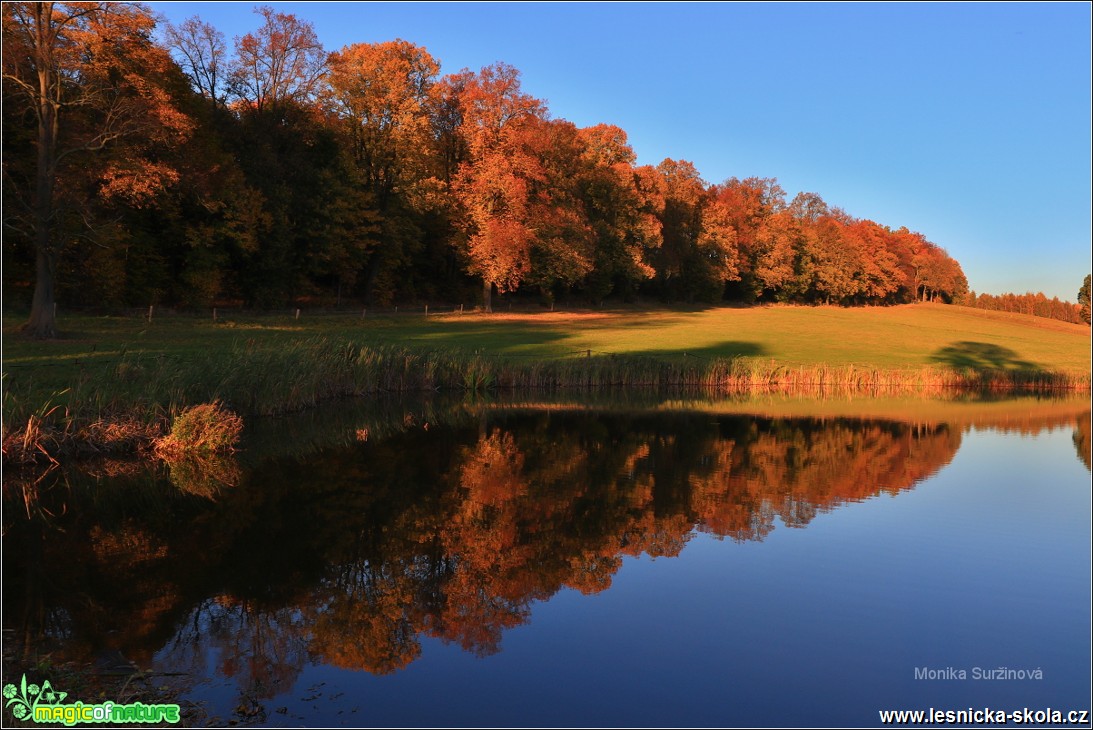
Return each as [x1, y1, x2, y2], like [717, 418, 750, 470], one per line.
[295, 308, 300, 320]
[213, 307, 217, 322]
[362, 308, 367, 319]
[425, 304, 429, 317]
[147, 305, 153, 322]
[460, 304, 464, 315]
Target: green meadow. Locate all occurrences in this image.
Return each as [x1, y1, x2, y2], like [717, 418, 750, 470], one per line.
[4, 302, 1089, 382]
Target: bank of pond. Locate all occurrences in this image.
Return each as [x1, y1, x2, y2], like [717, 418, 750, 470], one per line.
[3, 340, 1090, 469]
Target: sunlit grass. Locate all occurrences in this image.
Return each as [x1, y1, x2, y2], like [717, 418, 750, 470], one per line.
[2, 302, 1089, 463]
[5, 303, 1090, 366]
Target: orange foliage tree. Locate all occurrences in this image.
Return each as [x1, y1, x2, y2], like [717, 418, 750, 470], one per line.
[574, 124, 662, 300]
[3, 6, 981, 313]
[229, 6, 326, 112]
[2, 1, 191, 337]
[652, 158, 741, 301]
[324, 39, 441, 302]
[448, 62, 546, 311]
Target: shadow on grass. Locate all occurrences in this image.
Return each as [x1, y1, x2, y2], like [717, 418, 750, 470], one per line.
[386, 321, 574, 353]
[363, 314, 770, 360]
[929, 341, 1040, 372]
[404, 322, 768, 360]
[623, 341, 768, 360]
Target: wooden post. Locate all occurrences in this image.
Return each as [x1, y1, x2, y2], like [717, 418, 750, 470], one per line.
[147, 305, 153, 322]
[295, 308, 300, 320]
[362, 308, 367, 319]
[460, 304, 464, 314]
[425, 304, 429, 317]
[213, 308, 217, 321]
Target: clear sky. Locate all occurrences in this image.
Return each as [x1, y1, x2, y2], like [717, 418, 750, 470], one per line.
[148, 2, 1092, 301]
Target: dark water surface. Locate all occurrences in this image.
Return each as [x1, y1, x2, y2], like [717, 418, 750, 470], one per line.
[4, 395, 1091, 727]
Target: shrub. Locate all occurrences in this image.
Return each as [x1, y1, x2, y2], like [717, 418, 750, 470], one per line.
[154, 401, 243, 456]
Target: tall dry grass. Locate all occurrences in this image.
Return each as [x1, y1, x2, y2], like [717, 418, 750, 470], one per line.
[3, 338, 1089, 466]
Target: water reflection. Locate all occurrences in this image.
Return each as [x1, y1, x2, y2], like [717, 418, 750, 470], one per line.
[3, 399, 1089, 709]
[1075, 413, 1091, 470]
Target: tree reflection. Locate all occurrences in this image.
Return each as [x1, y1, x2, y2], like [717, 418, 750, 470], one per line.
[1075, 412, 1091, 471]
[308, 563, 424, 674]
[3, 406, 1073, 695]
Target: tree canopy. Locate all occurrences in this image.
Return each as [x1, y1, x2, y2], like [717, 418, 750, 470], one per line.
[3, 5, 1017, 332]
[1079, 275, 1091, 325]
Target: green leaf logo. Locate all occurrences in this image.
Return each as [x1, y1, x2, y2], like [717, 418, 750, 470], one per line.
[4, 673, 64, 720]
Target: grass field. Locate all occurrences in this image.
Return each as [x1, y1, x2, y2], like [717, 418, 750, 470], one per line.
[2, 301, 1089, 463]
[3, 302, 1089, 382]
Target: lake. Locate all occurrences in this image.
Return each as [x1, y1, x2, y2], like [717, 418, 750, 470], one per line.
[3, 393, 1090, 727]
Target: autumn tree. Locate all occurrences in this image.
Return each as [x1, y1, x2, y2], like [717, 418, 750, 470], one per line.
[3, 7, 975, 313]
[644, 159, 742, 302]
[696, 196, 740, 289]
[219, 8, 367, 307]
[449, 62, 546, 311]
[230, 100, 349, 306]
[2, 1, 191, 337]
[162, 15, 226, 109]
[964, 290, 1083, 325]
[2, 0, 192, 334]
[797, 215, 862, 304]
[711, 176, 785, 301]
[650, 159, 700, 299]
[429, 69, 471, 186]
[519, 117, 596, 299]
[574, 124, 661, 301]
[912, 243, 967, 303]
[229, 6, 326, 112]
[1079, 274, 1091, 325]
[751, 209, 799, 298]
[845, 219, 903, 302]
[788, 190, 829, 225]
[326, 40, 438, 197]
[107, 77, 261, 309]
[325, 40, 440, 303]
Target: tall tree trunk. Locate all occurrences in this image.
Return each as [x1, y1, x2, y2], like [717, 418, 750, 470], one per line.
[25, 248, 57, 338]
[24, 2, 58, 339]
[26, 118, 57, 338]
[362, 252, 382, 305]
[482, 279, 492, 313]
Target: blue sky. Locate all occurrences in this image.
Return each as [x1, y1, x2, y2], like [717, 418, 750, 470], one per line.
[149, 2, 1091, 301]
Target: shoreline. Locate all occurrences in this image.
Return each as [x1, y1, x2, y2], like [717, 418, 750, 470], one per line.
[3, 353, 1090, 468]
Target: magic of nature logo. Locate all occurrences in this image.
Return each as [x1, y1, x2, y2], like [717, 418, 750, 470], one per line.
[4, 674, 180, 726]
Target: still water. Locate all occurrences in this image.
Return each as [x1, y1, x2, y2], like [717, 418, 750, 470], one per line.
[4, 395, 1091, 726]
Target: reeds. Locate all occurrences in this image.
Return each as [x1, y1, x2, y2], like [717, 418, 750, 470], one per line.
[153, 401, 243, 457]
[3, 338, 1089, 466]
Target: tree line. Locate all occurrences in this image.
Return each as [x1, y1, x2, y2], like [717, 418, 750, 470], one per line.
[4, 3, 981, 337]
[965, 289, 1087, 326]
